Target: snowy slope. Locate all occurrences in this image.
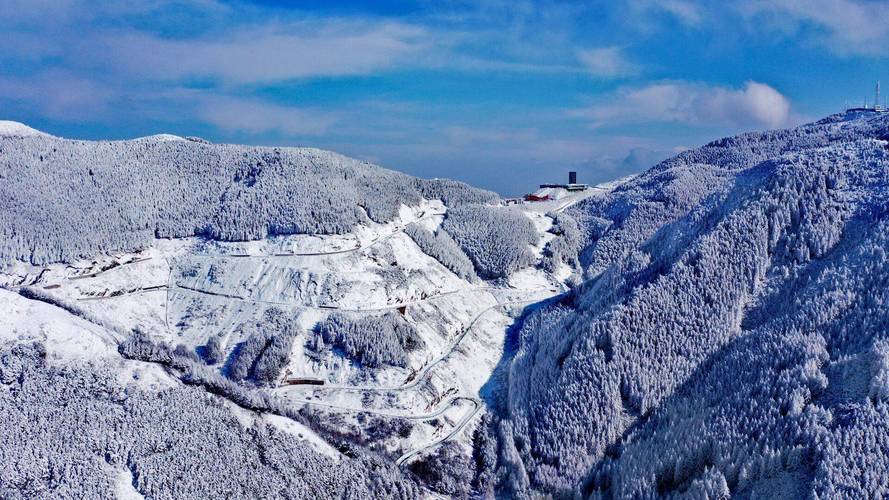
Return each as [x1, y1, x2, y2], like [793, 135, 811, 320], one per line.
[16, 109, 889, 498]
[481, 110, 889, 497]
[0, 120, 51, 138]
[0, 120, 622, 497]
[0, 125, 497, 265]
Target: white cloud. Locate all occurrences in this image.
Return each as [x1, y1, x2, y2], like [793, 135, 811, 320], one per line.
[196, 96, 337, 136]
[0, 71, 117, 120]
[577, 47, 639, 78]
[576, 146, 674, 180]
[738, 0, 889, 55]
[657, 0, 703, 26]
[575, 81, 793, 129]
[0, 1, 431, 85]
[101, 22, 429, 85]
[625, 0, 703, 29]
[0, 0, 598, 88]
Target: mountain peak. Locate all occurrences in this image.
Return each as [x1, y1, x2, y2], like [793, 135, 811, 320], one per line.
[0, 120, 52, 138]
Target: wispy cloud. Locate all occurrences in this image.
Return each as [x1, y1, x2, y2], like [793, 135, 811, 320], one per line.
[0, 71, 119, 120]
[195, 96, 337, 136]
[102, 22, 430, 85]
[625, 0, 704, 29]
[0, 1, 436, 85]
[655, 0, 704, 26]
[574, 81, 794, 129]
[737, 0, 889, 56]
[577, 46, 639, 78]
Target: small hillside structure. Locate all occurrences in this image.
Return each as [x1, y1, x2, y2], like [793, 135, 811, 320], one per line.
[540, 171, 589, 192]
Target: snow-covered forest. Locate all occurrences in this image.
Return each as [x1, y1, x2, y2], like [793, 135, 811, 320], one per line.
[441, 205, 539, 279]
[404, 222, 476, 280]
[227, 308, 301, 384]
[540, 211, 583, 274]
[0, 135, 496, 265]
[0, 342, 418, 498]
[479, 110, 889, 497]
[314, 311, 424, 368]
[4, 110, 889, 498]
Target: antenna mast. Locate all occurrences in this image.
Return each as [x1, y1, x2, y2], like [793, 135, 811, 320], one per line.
[877, 81, 882, 110]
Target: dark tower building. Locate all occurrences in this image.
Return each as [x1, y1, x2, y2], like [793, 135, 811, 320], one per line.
[569, 171, 577, 184]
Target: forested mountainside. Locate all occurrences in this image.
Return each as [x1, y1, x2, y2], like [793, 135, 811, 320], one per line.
[0, 342, 418, 499]
[0, 130, 495, 265]
[480, 111, 889, 497]
[0, 124, 543, 498]
[7, 111, 889, 498]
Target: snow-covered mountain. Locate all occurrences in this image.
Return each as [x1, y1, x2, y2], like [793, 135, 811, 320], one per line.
[3, 111, 889, 498]
[478, 110, 889, 497]
[0, 123, 604, 497]
[0, 125, 496, 264]
[0, 120, 52, 138]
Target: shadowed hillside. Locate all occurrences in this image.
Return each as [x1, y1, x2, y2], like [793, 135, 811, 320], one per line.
[478, 111, 889, 498]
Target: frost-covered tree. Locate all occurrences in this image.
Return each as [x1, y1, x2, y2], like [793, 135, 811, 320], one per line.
[404, 223, 475, 280]
[480, 111, 889, 497]
[17, 286, 126, 335]
[540, 211, 582, 273]
[119, 330, 287, 411]
[413, 177, 499, 207]
[0, 135, 496, 265]
[407, 442, 474, 497]
[313, 311, 424, 368]
[441, 205, 538, 279]
[227, 308, 300, 384]
[0, 341, 420, 498]
[200, 333, 226, 365]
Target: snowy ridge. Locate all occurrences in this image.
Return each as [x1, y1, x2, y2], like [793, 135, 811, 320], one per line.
[0, 120, 52, 138]
[479, 110, 889, 497]
[131, 133, 185, 142]
[0, 129, 497, 265]
[0, 121, 188, 142]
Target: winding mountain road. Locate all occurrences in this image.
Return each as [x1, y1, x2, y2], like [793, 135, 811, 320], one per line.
[303, 293, 557, 393]
[51, 204, 579, 468]
[282, 291, 561, 466]
[395, 398, 482, 466]
[281, 393, 482, 466]
[286, 394, 478, 421]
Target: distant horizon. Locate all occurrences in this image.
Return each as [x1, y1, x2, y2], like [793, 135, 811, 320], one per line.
[2, 0, 888, 195]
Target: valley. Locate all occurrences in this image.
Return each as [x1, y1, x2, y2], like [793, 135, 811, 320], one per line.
[5, 110, 889, 497]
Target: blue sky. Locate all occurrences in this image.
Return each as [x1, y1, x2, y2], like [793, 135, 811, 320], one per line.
[2, 0, 888, 195]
